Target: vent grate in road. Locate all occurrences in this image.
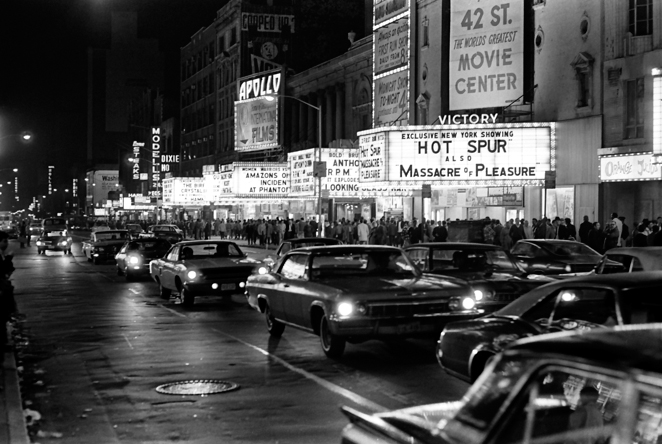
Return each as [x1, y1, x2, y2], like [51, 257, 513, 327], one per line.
[155, 380, 239, 395]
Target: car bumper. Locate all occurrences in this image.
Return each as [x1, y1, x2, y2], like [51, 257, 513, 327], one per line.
[183, 280, 248, 295]
[36, 241, 71, 250]
[329, 312, 483, 338]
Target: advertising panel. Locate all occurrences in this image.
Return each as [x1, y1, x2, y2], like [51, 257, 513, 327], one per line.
[449, 0, 524, 110]
[238, 70, 282, 101]
[599, 153, 662, 182]
[374, 0, 410, 27]
[241, 13, 295, 33]
[171, 177, 206, 206]
[375, 19, 409, 75]
[150, 127, 162, 197]
[234, 163, 289, 197]
[289, 150, 315, 196]
[374, 70, 409, 127]
[92, 170, 119, 203]
[358, 132, 387, 183]
[234, 98, 279, 152]
[288, 149, 361, 197]
[204, 171, 233, 202]
[162, 178, 173, 206]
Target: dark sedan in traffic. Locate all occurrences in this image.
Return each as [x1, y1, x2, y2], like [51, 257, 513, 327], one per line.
[436, 271, 662, 382]
[509, 239, 621, 275]
[246, 245, 481, 358]
[342, 325, 662, 444]
[405, 242, 547, 312]
[275, 237, 342, 258]
[115, 238, 172, 281]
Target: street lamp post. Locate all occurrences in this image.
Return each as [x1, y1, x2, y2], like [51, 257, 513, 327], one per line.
[264, 94, 323, 235]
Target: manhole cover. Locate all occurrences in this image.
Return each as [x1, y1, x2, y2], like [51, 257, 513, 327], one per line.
[155, 380, 239, 395]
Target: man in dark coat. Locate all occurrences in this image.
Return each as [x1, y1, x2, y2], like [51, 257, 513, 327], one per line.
[578, 216, 592, 244]
[432, 221, 448, 242]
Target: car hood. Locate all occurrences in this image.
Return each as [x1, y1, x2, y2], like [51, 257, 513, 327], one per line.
[317, 274, 469, 297]
[442, 315, 540, 351]
[90, 240, 127, 246]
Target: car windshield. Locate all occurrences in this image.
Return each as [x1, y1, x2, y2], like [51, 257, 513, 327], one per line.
[95, 232, 128, 241]
[44, 219, 66, 226]
[541, 242, 600, 257]
[129, 240, 169, 252]
[310, 250, 419, 278]
[430, 249, 519, 272]
[181, 243, 243, 259]
[152, 226, 175, 232]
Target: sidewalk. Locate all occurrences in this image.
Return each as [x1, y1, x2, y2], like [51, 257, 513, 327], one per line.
[1, 324, 29, 444]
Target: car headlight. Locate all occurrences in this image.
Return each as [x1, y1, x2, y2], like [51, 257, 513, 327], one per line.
[36, 241, 43, 246]
[337, 302, 354, 316]
[60, 241, 68, 246]
[187, 270, 197, 280]
[564, 264, 572, 272]
[257, 266, 268, 275]
[462, 297, 476, 310]
[128, 256, 140, 265]
[473, 289, 484, 301]
[449, 296, 476, 311]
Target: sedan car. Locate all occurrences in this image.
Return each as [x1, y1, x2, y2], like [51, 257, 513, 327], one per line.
[82, 230, 130, 264]
[115, 238, 171, 281]
[246, 245, 481, 358]
[594, 246, 662, 274]
[342, 324, 662, 444]
[143, 224, 184, 244]
[29, 220, 43, 238]
[510, 239, 621, 275]
[35, 230, 73, 255]
[405, 243, 548, 312]
[437, 271, 662, 382]
[125, 223, 146, 239]
[149, 240, 260, 306]
[275, 237, 343, 258]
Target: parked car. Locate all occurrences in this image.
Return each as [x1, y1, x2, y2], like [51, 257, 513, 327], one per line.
[594, 246, 662, 274]
[405, 243, 548, 312]
[436, 271, 662, 382]
[35, 230, 73, 255]
[149, 240, 261, 306]
[342, 324, 662, 444]
[125, 223, 146, 239]
[510, 239, 621, 275]
[114, 238, 171, 281]
[275, 237, 343, 258]
[143, 224, 184, 244]
[82, 230, 130, 264]
[246, 245, 481, 358]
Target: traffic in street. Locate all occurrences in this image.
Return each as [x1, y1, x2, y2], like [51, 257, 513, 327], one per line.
[9, 234, 469, 443]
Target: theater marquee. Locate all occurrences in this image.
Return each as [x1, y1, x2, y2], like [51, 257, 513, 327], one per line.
[358, 123, 555, 186]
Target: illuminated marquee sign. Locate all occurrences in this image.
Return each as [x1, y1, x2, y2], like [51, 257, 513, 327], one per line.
[234, 163, 289, 197]
[289, 149, 360, 197]
[375, 19, 408, 76]
[238, 71, 282, 100]
[204, 170, 233, 202]
[449, 0, 524, 110]
[48, 165, 54, 194]
[599, 153, 662, 182]
[358, 123, 554, 186]
[132, 140, 144, 180]
[241, 13, 296, 33]
[234, 98, 279, 152]
[374, 0, 409, 27]
[165, 177, 205, 206]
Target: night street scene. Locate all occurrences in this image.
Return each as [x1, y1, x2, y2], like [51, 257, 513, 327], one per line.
[3, 0, 662, 443]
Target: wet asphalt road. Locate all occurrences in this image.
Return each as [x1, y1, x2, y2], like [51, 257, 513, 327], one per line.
[9, 237, 470, 443]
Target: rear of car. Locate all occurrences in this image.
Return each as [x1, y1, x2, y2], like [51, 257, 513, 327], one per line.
[42, 217, 68, 235]
[116, 239, 171, 278]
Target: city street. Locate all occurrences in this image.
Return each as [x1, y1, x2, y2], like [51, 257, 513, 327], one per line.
[9, 236, 469, 443]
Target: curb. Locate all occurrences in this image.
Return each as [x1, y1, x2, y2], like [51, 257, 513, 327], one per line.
[1, 331, 29, 444]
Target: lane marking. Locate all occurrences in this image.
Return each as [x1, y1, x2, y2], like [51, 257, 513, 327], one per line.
[210, 328, 386, 413]
[129, 288, 140, 295]
[122, 334, 135, 350]
[159, 304, 188, 318]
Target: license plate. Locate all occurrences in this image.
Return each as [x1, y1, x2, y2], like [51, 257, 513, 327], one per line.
[396, 321, 421, 334]
[221, 283, 236, 291]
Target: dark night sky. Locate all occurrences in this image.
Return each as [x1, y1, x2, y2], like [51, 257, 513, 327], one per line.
[0, 0, 229, 207]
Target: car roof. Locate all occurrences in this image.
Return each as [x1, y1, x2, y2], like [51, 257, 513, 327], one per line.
[516, 239, 582, 246]
[95, 230, 128, 234]
[287, 237, 341, 244]
[407, 242, 501, 250]
[507, 323, 662, 375]
[174, 240, 238, 246]
[604, 247, 662, 270]
[292, 245, 402, 253]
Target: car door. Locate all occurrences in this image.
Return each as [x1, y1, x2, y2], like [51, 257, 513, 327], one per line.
[277, 253, 311, 326]
[158, 246, 180, 290]
[116, 243, 128, 268]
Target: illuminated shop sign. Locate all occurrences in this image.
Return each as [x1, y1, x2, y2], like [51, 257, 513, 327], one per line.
[204, 170, 233, 202]
[150, 127, 161, 197]
[433, 187, 524, 207]
[289, 150, 315, 196]
[358, 123, 554, 186]
[48, 165, 54, 194]
[449, 0, 524, 110]
[241, 13, 296, 33]
[234, 163, 289, 197]
[599, 153, 662, 182]
[238, 71, 282, 100]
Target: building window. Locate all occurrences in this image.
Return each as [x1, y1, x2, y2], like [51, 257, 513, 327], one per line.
[629, 0, 653, 36]
[230, 27, 237, 46]
[571, 52, 594, 109]
[218, 35, 225, 52]
[624, 78, 645, 139]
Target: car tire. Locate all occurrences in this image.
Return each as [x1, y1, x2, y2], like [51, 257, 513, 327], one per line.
[264, 302, 285, 337]
[319, 314, 345, 358]
[181, 288, 195, 307]
[158, 282, 171, 300]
